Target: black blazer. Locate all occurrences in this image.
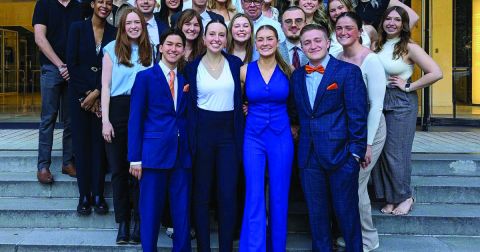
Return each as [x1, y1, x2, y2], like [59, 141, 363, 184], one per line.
[184, 52, 244, 162]
[154, 15, 170, 35]
[170, 10, 225, 28]
[66, 19, 117, 96]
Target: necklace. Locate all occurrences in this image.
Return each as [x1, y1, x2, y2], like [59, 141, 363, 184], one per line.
[204, 56, 223, 71]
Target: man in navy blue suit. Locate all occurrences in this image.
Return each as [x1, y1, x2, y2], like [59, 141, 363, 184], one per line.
[290, 24, 368, 252]
[128, 29, 192, 252]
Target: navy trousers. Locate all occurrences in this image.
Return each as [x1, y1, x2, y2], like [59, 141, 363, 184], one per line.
[69, 88, 105, 199]
[140, 167, 191, 252]
[300, 150, 362, 252]
[193, 109, 239, 252]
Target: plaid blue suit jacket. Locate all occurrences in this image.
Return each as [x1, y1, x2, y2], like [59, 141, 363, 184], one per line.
[290, 56, 368, 171]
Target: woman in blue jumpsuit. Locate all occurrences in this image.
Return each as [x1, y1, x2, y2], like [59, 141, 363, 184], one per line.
[239, 24, 295, 252]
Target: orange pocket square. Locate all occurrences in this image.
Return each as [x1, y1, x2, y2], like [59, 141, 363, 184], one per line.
[183, 84, 190, 92]
[327, 83, 338, 90]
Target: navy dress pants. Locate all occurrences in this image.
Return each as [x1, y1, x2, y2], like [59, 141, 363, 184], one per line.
[140, 167, 191, 252]
[193, 109, 239, 252]
[300, 151, 362, 252]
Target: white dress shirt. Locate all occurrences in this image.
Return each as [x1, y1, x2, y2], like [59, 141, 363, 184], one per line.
[146, 17, 160, 46]
[200, 10, 212, 30]
[252, 15, 286, 43]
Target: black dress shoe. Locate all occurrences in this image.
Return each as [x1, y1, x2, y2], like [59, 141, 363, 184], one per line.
[93, 196, 109, 215]
[130, 220, 141, 244]
[116, 221, 130, 244]
[77, 196, 92, 216]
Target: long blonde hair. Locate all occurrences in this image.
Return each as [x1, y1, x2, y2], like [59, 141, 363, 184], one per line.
[256, 25, 292, 78]
[207, 0, 237, 13]
[227, 13, 254, 63]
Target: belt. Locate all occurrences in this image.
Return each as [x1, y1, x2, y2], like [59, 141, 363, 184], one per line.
[90, 66, 101, 72]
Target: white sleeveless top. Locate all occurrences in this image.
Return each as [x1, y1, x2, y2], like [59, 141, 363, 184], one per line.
[197, 61, 235, 111]
[376, 37, 414, 82]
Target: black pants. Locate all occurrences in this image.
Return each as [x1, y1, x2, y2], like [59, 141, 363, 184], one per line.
[105, 95, 139, 223]
[194, 109, 239, 252]
[69, 88, 105, 200]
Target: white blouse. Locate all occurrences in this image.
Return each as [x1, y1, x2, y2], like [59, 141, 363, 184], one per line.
[197, 61, 235, 111]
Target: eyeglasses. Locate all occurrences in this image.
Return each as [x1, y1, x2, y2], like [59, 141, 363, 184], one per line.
[243, 0, 263, 6]
[283, 18, 305, 27]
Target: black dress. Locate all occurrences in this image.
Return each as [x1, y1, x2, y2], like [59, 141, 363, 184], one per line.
[355, 0, 390, 29]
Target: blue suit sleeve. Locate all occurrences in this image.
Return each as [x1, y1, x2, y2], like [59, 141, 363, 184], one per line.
[344, 65, 368, 158]
[128, 72, 148, 162]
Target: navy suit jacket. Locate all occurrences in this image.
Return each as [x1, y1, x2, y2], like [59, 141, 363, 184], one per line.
[170, 10, 225, 28]
[128, 64, 191, 170]
[184, 52, 244, 161]
[154, 15, 170, 35]
[290, 56, 368, 170]
[67, 19, 117, 96]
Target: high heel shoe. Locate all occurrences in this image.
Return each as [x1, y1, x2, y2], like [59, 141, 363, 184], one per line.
[130, 219, 141, 244]
[116, 221, 130, 244]
[93, 196, 109, 215]
[76, 196, 92, 216]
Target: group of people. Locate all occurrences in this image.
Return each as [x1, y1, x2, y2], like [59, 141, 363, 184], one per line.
[32, 0, 443, 252]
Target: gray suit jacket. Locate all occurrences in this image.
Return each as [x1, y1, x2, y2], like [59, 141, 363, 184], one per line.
[278, 41, 309, 67]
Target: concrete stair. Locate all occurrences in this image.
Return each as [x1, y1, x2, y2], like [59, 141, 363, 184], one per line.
[1, 150, 480, 251]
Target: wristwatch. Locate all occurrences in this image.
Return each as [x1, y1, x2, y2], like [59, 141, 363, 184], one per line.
[405, 81, 411, 92]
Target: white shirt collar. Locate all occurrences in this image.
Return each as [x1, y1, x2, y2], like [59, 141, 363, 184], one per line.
[146, 16, 157, 28]
[285, 39, 301, 52]
[200, 10, 209, 20]
[252, 14, 265, 25]
[308, 54, 330, 68]
[158, 60, 177, 77]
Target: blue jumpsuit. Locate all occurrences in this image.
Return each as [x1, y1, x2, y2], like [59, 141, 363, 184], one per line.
[240, 62, 294, 252]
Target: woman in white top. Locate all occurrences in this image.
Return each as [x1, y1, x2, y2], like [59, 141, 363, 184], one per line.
[372, 6, 442, 216]
[335, 11, 385, 252]
[327, 0, 377, 57]
[184, 19, 245, 252]
[207, 0, 237, 26]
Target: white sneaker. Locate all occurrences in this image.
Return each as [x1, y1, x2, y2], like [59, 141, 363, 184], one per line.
[336, 237, 346, 247]
[165, 227, 174, 239]
[364, 242, 380, 252]
[336, 237, 379, 252]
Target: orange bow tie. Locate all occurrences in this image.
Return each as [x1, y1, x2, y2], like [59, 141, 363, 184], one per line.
[305, 65, 325, 74]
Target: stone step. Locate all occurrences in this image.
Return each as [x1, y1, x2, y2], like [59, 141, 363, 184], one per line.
[2, 197, 480, 236]
[410, 154, 480, 177]
[288, 202, 480, 236]
[0, 228, 479, 252]
[2, 151, 480, 176]
[0, 172, 113, 198]
[412, 176, 480, 204]
[1, 172, 479, 204]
